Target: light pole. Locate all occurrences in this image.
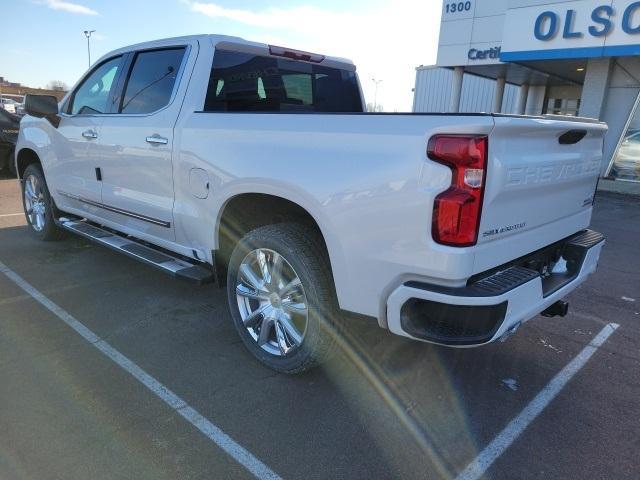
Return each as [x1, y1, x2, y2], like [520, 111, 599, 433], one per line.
[84, 30, 95, 67]
[371, 78, 383, 112]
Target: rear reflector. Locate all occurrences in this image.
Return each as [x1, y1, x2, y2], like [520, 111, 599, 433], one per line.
[268, 45, 325, 63]
[428, 135, 488, 247]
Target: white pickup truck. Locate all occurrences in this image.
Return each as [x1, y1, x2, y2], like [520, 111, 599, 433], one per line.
[16, 34, 607, 373]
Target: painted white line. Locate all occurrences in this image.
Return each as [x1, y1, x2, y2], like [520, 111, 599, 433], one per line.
[0, 260, 282, 480]
[457, 322, 619, 480]
[0, 213, 23, 218]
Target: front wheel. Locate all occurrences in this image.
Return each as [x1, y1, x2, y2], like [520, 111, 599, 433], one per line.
[21, 164, 64, 241]
[226, 224, 341, 374]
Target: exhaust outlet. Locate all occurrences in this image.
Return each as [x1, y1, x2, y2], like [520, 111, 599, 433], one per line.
[541, 300, 569, 318]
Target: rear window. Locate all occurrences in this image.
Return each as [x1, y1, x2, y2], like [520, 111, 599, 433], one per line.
[204, 49, 363, 113]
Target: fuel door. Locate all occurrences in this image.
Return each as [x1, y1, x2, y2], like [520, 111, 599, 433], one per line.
[189, 168, 210, 199]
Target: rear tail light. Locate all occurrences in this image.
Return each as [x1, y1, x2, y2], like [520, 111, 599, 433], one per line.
[268, 45, 325, 63]
[428, 135, 488, 247]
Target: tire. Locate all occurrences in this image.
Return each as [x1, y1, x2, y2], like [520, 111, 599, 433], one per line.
[226, 223, 341, 374]
[21, 163, 65, 241]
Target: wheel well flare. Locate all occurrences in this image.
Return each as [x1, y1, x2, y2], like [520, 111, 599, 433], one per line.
[16, 148, 41, 178]
[216, 193, 330, 285]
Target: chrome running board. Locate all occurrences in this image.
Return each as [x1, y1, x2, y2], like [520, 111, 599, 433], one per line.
[58, 218, 214, 285]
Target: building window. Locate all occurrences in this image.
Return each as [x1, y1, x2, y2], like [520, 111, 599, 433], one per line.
[545, 98, 581, 116]
[543, 85, 582, 117]
[608, 90, 640, 183]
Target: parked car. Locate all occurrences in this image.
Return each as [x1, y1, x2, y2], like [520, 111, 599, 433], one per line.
[611, 130, 640, 181]
[14, 96, 26, 116]
[0, 108, 19, 175]
[16, 35, 607, 373]
[0, 97, 19, 114]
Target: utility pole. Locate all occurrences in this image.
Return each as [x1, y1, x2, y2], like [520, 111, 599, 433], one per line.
[84, 30, 95, 67]
[371, 78, 383, 112]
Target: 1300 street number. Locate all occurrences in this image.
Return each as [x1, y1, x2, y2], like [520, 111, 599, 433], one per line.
[445, 1, 472, 14]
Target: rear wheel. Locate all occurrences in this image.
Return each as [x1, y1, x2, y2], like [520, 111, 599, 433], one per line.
[21, 164, 64, 241]
[226, 223, 341, 373]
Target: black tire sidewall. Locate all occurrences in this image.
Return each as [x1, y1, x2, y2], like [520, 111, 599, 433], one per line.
[226, 224, 337, 373]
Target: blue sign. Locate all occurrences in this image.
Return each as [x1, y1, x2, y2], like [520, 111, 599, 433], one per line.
[501, 1, 640, 62]
[533, 2, 640, 41]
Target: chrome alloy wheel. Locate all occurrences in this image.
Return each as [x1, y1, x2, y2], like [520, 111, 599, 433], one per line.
[23, 174, 47, 232]
[235, 248, 308, 357]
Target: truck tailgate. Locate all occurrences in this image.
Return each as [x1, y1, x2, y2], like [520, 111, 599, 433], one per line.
[475, 116, 607, 270]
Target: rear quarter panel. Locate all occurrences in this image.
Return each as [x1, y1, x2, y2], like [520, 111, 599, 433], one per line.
[175, 113, 495, 318]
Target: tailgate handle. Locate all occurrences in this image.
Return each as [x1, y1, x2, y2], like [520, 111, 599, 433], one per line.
[559, 129, 587, 145]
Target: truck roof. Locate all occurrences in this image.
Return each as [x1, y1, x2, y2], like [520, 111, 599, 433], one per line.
[101, 34, 355, 70]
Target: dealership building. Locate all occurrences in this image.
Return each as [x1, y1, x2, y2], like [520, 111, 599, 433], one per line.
[413, 0, 640, 186]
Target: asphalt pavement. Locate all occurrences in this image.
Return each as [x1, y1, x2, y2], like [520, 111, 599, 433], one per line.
[0, 171, 638, 480]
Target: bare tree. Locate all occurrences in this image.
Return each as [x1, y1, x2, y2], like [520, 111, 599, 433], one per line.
[47, 80, 69, 92]
[366, 102, 384, 112]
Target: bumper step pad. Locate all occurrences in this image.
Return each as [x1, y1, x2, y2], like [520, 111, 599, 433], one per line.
[58, 218, 214, 285]
[405, 265, 540, 298]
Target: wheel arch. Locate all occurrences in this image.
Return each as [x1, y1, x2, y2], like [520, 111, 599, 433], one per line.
[15, 147, 42, 179]
[214, 190, 347, 304]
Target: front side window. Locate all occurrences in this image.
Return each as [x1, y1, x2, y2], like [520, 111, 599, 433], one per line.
[120, 48, 186, 114]
[69, 56, 121, 115]
[204, 49, 363, 112]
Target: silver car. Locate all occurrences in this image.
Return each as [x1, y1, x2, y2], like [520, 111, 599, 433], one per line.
[611, 130, 640, 181]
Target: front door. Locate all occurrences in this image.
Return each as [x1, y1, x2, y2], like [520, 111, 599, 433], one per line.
[50, 55, 123, 211]
[95, 46, 191, 241]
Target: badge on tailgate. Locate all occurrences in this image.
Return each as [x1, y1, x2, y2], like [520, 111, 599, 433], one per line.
[507, 160, 600, 186]
[482, 222, 526, 238]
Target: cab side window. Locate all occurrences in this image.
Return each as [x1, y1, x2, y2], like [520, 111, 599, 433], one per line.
[68, 56, 122, 115]
[120, 48, 186, 114]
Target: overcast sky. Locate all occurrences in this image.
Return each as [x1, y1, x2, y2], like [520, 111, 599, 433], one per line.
[1, 0, 443, 111]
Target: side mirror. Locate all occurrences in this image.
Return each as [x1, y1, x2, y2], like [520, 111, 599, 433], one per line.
[24, 94, 60, 127]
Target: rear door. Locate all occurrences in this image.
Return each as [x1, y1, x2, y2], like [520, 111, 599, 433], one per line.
[94, 42, 195, 241]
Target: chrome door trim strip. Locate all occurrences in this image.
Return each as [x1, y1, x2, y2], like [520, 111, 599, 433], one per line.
[57, 190, 171, 228]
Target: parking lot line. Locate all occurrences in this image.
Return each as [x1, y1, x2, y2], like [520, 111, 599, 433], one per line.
[456, 322, 619, 480]
[0, 260, 283, 480]
[0, 213, 23, 218]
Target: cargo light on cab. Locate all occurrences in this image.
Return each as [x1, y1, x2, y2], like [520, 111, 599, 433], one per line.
[268, 45, 325, 63]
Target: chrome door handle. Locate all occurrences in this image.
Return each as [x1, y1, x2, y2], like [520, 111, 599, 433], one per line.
[82, 129, 98, 139]
[146, 134, 168, 145]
